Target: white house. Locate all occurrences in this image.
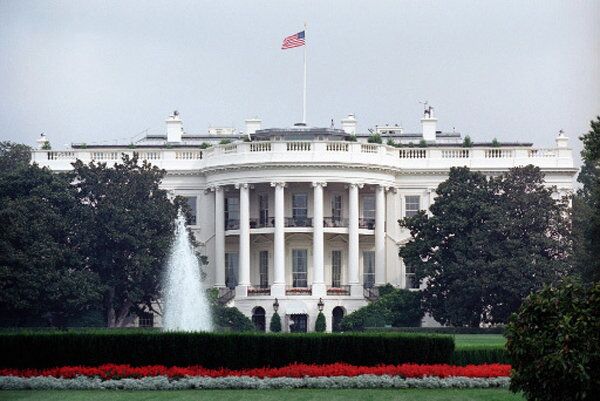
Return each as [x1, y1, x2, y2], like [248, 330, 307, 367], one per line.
[31, 108, 577, 332]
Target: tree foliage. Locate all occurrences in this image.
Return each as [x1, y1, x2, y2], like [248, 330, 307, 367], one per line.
[69, 154, 179, 327]
[269, 312, 282, 332]
[507, 280, 600, 401]
[573, 116, 600, 283]
[400, 166, 570, 326]
[314, 312, 326, 332]
[0, 160, 100, 326]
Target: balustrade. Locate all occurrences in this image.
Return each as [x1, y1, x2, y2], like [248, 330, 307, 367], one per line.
[287, 141, 311, 151]
[398, 148, 427, 158]
[175, 151, 202, 159]
[441, 149, 470, 158]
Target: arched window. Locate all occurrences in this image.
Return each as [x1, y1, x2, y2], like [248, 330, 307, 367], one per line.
[252, 306, 266, 332]
[332, 306, 345, 332]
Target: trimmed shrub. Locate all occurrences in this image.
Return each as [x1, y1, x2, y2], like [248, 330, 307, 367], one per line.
[452, 347, 509, 366]
[365, 326, 505, 335]
[315, 312, 326, 332]
[367, 133, 382, 144]
[212, 305, 254, 332]
[269, 312, 281, 333]
[507, 281, 600, 401]
[341, 302, 389, 331]
[0, 332, 455, 369]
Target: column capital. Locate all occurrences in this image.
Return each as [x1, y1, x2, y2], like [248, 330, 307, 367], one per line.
[346, 182, 364, 189]
[385, 186, 398, 194]
[270, 182, 287, 188]
[311, 181, 328, 188]
[235, 183, 252, 190]
[205, 185, 224, 194]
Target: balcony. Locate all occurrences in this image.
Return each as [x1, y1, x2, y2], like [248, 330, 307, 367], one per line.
[250, 217, 274, 228]
[359, 218, 375, 229]
[286, 286, 312, 296]
[248, 287, 271, 296]
[285, 217, 313, 227]
[323, 217, 348, 227]
[326, 286, 351, 296]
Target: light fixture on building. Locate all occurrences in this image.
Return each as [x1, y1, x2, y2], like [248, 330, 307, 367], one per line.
[317, 298, 324, 312]
[273, 298, 279, 312]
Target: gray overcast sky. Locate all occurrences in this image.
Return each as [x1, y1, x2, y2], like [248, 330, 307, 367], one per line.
[1, 0, 598, 164]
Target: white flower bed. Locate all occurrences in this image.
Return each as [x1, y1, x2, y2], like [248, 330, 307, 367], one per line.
[0, 375, 510, 390]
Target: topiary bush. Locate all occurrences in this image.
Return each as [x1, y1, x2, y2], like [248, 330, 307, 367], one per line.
[315, 312, 326, 332]
[269, 312, 281, 332]
[506, 280, 600, 401]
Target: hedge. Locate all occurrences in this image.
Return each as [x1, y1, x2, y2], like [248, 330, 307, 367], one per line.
[452, 347, 510, 366]
[365, 327, 506, 335]
[0, 332, 455, 369]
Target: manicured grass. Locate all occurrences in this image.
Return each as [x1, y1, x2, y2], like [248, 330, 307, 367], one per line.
[0, 389, 524, 401]
[454, 334, 506, 349]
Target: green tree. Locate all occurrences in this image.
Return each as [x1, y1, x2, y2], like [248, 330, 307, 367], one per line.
[400, 166, 569, 326]
[269, 312, 282, 332]
[367, 133, 382, 144]
[314, 312, 326, 332]
[507, 280, 600, 401]
[0, 164, 100, 326]
[573, 117, 600, 283]
[69, 153, 179, 327]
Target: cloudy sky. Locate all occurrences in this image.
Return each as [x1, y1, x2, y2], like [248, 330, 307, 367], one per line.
[1, 0, 598, 164]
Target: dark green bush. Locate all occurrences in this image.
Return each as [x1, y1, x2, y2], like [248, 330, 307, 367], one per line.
[212, 305, 254, 332]
[269, 312, 281, 332]
[452, 347, 509, 365]
[315, 312, 326, 332]
[340, 302, 389, 331]
[365, 326, 505, 335]
[0, 332, 454, 369]
[507, 281, 600, 401]
[367, 133, 382, 144]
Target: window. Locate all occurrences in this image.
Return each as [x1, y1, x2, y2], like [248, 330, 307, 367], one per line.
[292, 249, 308, 287]
[259, 194, 269, 227]
[138, 312, 154, 328]
[405, 196, 421, 217]
[289, 314, 308, 333]
[259, 250, 269, 288]
[332, 307, 345, 333]
[292, 193, 308, 224]
[406, 265, 419, 289]
[331, 194, 342, 224]
[225, 252, 239, 289]
[251, 307, 266, 332]
[225, 197, 239, 229]
[331, 250, 342, 287]
[361, 195, 375, 229]
[363, 251, 375, 288]
[184, 196, 197, 225]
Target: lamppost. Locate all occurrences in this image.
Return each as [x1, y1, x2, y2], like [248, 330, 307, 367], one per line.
[317, 297, 324, 312]
[273, 298, 279, 313]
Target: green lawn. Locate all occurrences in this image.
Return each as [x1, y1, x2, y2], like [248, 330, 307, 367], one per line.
[453, 334, 506, 349]
[0, 389, 523, 401]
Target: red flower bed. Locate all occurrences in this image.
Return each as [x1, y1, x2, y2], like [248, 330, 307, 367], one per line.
[0, 363, 511, 380]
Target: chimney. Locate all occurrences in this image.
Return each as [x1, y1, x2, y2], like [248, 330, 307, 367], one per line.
[166, 111, 183, 143]
[341, 114, 357, 135]
[245, 118, 262, 136]
[421, 106, 437, 142]
[555, 129, 569, 148]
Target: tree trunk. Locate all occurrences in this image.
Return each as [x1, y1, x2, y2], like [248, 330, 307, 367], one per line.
[105, 288, 117, 327]
[115, 300, 133, 327]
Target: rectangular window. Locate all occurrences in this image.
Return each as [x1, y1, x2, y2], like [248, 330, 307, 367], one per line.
[225, 197, 240, 230]
[259, 250, 269, 288]
[406, 265, 419, 289]
[184, 196, 197, 225]
[138, 312, 154, 328]
[292, 249, 308, 288]
[363, 251, 375, 288]
[259, 194, 269, 227]
[225, 252, 239, 289]
[331, 250, 342, 287]
[292, 193, 308, 226]
[362, 195, 375, 220]
[405, 196, 421, 217]
[331, 195, 342, 224]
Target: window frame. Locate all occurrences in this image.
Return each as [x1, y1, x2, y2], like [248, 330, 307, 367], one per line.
[292, 249, 308, 288]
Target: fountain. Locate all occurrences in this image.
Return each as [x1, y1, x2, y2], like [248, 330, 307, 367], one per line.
[162, 211, 213, 331]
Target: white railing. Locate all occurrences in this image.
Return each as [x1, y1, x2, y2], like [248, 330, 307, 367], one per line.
[398, 149, 427, 158]
[47, 151, 75, 160]
[326, 142, 349, 152]
[361, 144, 378, 153]
[175, 151, 202, 160]
[528, 149, 556, 158]
[91, 151, 120, 160]
[287, 142, 311, 151]
[442, 149, 470, 158]
[139, 151, 161, 160]
[250, 142, 271, 152]
[485, 149, 514, 158]
[222, 144, 238, 154]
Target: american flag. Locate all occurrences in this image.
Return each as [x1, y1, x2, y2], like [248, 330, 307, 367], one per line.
[281, 31, 305, 49]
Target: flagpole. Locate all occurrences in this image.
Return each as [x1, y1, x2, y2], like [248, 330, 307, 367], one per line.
[302, 22, 307, 125]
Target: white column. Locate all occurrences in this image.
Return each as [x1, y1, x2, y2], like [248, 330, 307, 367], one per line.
[348, 183, 362, 297]
[375, 185, 386, 286]
[312, 182, 326, 296]
[237, 183, 250, 296]
[214, 186, 225, 287]
[271, 182, 286, 297]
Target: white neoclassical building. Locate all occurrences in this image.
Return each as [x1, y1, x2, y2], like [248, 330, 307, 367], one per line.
[31, 109, 577, 332]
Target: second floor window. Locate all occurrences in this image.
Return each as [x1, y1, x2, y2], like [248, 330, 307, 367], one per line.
[259, 250, 269, 288]
[363, 251, 375, 288]
[331, 194, 342, 223]
[405, 196, 421, 217]
[225, 197, 239, 229]
[259, 194, 269, 226]
[292, 249, 308, 287]
[184, 196, 197, 225]
[362, 195, 375, 220]
[331, 250, 342, 287]
[292, 193, 308, 221]
[225, 252, 239, 289]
